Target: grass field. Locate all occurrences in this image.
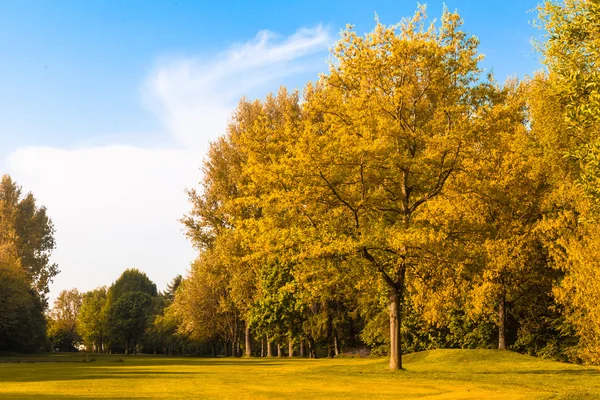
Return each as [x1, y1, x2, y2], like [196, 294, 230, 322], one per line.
[0, 349, 599, 399]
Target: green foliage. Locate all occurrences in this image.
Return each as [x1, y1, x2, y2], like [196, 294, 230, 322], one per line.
[0, 175, 58, 301]
[47, 289, 82, 352]
[108, 268, 158, 300]
[77, 287, 108, 352]
[108, 291, 154, 354]
[0, 175, 54, 352]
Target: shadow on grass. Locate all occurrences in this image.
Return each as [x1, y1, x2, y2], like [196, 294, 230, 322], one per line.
[1, 369, 201, 383]
[0, 394, 133, 400]
[474, 369, 600, 376]
[0, 358, 293, 384]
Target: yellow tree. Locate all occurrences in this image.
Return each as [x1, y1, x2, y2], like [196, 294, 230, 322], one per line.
[280, 7, 483, 369]
[457, 80, 555, 350]
[534, 0, 600, 363]
[182, 87, 307, 356]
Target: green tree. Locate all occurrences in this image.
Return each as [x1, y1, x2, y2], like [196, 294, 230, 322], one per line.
[48, 289, 83, 352]
[109, 291, 154, 355]
[0, 175, 53, 352]
[77, 287, 108, 353]
[104, 269, 159, 354]
[0, 244, 45, 352]
[0, 175, 58, 302]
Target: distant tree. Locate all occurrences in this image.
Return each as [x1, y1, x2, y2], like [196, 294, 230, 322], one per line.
[108, 291, 154, 355]
[164, 274, 183, 303]
[77, 287, 108, 353]
[48, 289, 82, 352]
[108, 268, 157, 300]
[104, 269, 159, 354]
[173, 252, 241, 356]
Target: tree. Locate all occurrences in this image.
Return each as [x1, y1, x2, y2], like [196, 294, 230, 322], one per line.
[533, 0, 600, 363]
[109, 291, 154, 355]
[108, 268, 157, 300]
[266, 7, 482, 369]
[0, 175, 53, 352]
[0, 175, 58, 302]
[77, 287, 108, 353]
[48, 289, 83, 352]
[164, 275, 183, 303]
[0, 243, 45, 352]
[173, 250, 242, 356]
[104, 269, 159, 354]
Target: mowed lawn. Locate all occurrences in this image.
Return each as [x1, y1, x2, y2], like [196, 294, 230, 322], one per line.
[1, 349, 599, 399]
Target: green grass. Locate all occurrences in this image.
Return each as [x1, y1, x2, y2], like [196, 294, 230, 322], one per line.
[0, 349, 599, 399]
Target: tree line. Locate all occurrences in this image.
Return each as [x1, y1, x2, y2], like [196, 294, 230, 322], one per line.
[173, 2, 600, 370]
[47, 269, 186, 355]
[3, 1, 600, 371]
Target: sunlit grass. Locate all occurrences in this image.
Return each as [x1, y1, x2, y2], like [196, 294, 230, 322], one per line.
[0, 349, 598, 399]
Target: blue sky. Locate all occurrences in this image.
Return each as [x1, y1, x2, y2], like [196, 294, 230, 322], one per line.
[0, 0, 544, 301]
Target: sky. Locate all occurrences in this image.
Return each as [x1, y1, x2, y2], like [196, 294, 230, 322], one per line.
[0, 0, 544, 303]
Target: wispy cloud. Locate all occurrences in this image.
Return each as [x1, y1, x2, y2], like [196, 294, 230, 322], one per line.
[144, 25, 331, 150]
[6, 26, 331, 298]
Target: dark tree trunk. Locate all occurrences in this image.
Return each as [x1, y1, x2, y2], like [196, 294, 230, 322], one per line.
[125, 339, 129, 356]
[267, 338, 273, 357]
[327, 313, 335, 358]
[498, 290, 507, 350]
[277, 343, 282, 358]
[308, 335, 317, 359]
[261, 338, 264, 357]
[245, 325, 252, 357]
[389, 289, 402, 370]
[334, 330, 340, 356]
[299, 338, 305, 358]
[288, 337, 294, 357]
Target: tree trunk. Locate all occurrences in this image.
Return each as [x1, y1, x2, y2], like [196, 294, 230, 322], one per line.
[308, 335, 317, 359]
[334, 330, 340, 356]
[288, 337, 294, 357]
[498, 290, 507, 350]
[326, 311, 335, 358]
[267, 338, 273, 357]
[245, 325, 252, 357]
[125, 339, 129, 356]
[389, 289, 402, 370]
[299, 338, 305, 357]
[277, 343, 282, 357]
[261, 338, 264, 357]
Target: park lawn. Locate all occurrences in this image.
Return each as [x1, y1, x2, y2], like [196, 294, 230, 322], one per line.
[0, 349, 599, 399]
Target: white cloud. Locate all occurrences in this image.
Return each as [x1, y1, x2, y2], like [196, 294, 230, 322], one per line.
[7, 146, 199, 296]
[6, 26, 331, 301]
[143, 25, 331, 151]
